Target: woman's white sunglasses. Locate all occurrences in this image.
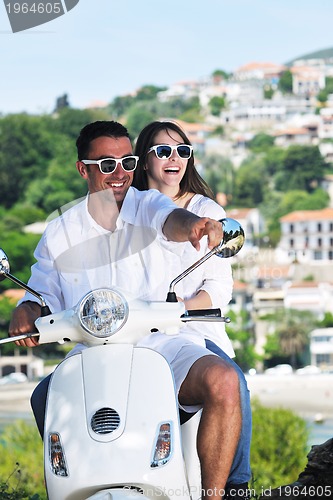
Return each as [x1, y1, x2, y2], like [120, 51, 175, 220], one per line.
[147, 144, 193, 160]
[81, 156, 139, 174]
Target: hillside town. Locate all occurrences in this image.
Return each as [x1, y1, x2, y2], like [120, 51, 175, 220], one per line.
[152, 54, 333, 372]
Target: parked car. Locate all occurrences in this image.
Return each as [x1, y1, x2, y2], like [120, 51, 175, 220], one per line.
[0, 372, 28, 385]
[295, 365, 321, 375]
[264, 364, 293, 375]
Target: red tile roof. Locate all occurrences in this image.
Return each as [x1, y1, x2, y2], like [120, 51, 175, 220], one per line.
[280, 207, 333, 222]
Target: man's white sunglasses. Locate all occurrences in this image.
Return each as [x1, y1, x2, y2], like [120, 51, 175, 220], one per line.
[147, 144, 193, 160]
[81, 156, 139, 174]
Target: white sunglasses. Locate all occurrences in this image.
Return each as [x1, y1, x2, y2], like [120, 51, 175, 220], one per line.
[81, 156, 139, 174]
[147, 144, 193, 160]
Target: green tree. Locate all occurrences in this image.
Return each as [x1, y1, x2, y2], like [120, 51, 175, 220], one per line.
[262, 146, 286, 177]
[232, 156, 268, 207]
[177, 96, 203, 123]
[211, 125, 224, 136]
[24, 135, 86, 213]
[6, 204, 46, 227]
[324, 76, 333, 94]
[135, 85, 166, 101]
[259, 190, 284, 246]
[211, 69, 229, 82]
[278, 70, 293, 94]
[162, 96, 203, 121]
[279, 189, 329, 214]
[226, 309, 260, 371]
[52, 107, 109, 141]
[54, 93, 70, 112]
[316, 76, 333, 104]
[0, 114, 54, 208]
[274, 145, 326, 193]
[108, 95, 135, 119]
[264, 85, 274, 99]
[0, 232, 40, 290]
[318, 312, 333, 327]
[248, 133, 275, 153]
[125, 104, 156, 140]
[317, 89, 329, 104]
[202, 155, 234, 199]
[209, 96, 226, 117]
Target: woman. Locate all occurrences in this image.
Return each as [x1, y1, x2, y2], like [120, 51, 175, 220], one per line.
[133, 121, 252, 492]
[132, 121, 252, 492]
[133, 120, 235, 357]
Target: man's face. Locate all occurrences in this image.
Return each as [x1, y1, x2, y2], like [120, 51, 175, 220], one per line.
[76, 135, 134, 207]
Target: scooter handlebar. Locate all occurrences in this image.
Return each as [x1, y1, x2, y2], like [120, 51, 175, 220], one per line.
[181, 308, 230, 323]
[0, 332, 40, 345]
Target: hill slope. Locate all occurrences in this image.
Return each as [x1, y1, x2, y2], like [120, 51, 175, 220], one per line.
[285, 47, 333, 66]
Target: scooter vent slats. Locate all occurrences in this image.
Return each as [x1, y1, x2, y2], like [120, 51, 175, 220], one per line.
[91, 407, 121, 434]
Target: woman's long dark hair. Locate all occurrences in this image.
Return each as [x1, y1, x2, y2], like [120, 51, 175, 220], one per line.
[133, 121, 214, 200]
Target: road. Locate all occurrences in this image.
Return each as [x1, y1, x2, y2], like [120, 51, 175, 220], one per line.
[0, 374, 332, 422]
[246, 373, 333, 419]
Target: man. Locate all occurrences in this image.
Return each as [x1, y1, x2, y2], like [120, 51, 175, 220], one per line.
[9, 121, 250, 500]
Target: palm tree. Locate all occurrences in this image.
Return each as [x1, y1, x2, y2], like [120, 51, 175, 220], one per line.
[260, 309, 316, 368]
[275, 309, 315, 369]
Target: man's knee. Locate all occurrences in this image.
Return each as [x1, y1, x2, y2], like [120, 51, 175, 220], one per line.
[203, 361, 240, 405]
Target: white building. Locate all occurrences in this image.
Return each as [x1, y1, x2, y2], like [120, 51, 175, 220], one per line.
[310, 327, 333, 369]
[318, 106, 333, 140]
[291, 65, 326, 96]
[283, 281, 333, 315]
[277, 207, 333, 263]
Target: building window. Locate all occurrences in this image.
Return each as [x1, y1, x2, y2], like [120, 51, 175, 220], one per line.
[316, 353, 330, 364]
[313, 335, 332, 342]
[290, 239, 294, 248]
[318, 238, 322, 247]
[290, 224, 294, 233]
[314, 251, 322, 260]
[329, 251, 333, 260]
[318, 223, 322, 232]
[330, 222, 333, 232]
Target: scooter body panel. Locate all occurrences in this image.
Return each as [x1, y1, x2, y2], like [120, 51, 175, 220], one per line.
[44, 344, 192, 500]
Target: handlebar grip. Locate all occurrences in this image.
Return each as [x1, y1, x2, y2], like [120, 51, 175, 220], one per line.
[182, 308, 222, 317]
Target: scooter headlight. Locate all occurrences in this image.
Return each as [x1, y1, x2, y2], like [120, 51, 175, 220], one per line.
[78, 288, 128, 338]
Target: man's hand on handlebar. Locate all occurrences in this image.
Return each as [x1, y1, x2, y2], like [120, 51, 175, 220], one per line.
[9, 301, 41, 347]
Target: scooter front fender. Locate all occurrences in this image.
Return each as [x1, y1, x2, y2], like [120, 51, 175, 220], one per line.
[44, 344, 192, 500]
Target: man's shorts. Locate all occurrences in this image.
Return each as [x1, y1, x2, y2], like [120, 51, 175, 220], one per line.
[170, 343, 217, 413]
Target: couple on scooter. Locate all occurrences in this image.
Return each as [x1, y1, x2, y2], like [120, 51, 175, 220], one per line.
[9, 120, 252, 500]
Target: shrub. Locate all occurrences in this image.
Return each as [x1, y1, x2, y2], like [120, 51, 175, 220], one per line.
[250, 399, 309, 493]
[0, 421, 45, 499]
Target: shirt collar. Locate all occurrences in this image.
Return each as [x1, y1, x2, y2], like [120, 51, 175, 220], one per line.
[117, 186, 137, 226]
[83, 187, 136, 235]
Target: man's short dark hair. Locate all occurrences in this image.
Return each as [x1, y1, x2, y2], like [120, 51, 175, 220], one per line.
[76, 121, 131, 160]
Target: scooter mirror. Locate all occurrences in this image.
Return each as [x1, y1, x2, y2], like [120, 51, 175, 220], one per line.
[0, 248, 10, 282]
[0, 247, 50, 315]
[166, 218, 245, 301]
[214, 218, 245, 258]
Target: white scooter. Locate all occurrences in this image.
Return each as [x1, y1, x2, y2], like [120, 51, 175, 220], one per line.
[0, 218, 244, 500]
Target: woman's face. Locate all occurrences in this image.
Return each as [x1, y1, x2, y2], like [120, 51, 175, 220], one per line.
[145, 129, 189, 195]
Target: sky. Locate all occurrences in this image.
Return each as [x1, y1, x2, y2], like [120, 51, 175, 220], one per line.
[1, 0, 333, 115]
